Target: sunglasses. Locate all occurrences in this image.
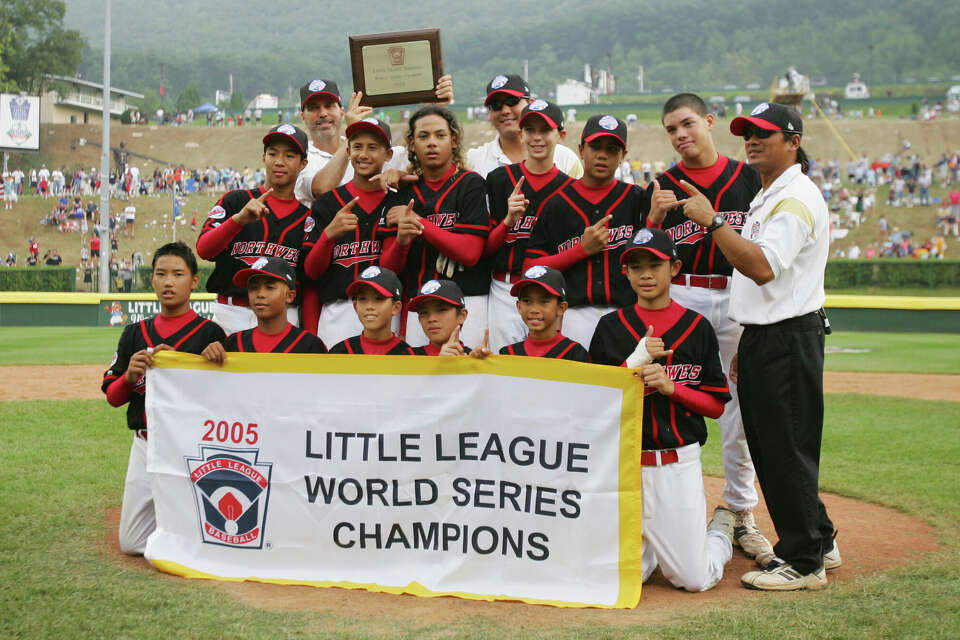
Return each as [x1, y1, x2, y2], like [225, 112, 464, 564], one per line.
[743, 126, 799, 141]
[488, 96, 522, 111]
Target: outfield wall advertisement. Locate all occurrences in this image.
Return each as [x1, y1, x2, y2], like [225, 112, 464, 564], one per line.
[145, 352, 644, 608]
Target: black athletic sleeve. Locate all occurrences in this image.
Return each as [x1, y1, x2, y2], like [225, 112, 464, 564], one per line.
[102, 323, 137, 392]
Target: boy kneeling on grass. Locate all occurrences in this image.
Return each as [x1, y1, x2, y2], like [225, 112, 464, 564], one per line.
[328, 266, 415, 355]
[590, 227, 735, 591]
[102, 242, 226, 555]
[202, 257, 327, 362]
[408, 279, 472, 356]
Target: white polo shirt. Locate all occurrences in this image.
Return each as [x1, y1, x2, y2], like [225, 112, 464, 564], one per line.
[729, 164, 829, 326]
[465, 136, 583, 179]
[294, 138, 408, 206]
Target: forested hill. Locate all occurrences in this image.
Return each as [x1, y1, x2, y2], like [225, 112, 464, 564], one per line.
[66, 0, 958, 105]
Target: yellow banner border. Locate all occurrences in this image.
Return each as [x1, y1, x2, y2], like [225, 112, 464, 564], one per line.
[151, 351, 644, 609]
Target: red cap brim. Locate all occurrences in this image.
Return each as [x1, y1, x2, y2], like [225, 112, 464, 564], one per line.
[582, 131, 626, 148]
[345, 121, 390, 146]
[519, 111, 559, 130]
[232, 268, 288, 288]
[620, 246, 671, 265]
[509, 279, 563, 298]
[346, 280, 394, 298]
[484, 89, 526, 106]
[408, 294, 464, 310]
[729, 116, 781, 136]
[300, 91, 341, 109]
[262, 132, 305, 155]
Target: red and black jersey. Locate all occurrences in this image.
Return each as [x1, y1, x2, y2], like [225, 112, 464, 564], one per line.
[486, 163, 572, 276]
[102, 312, 225, 430]
[329, 335, 415, 355]
[589, 301, 730, 449]
[198, 186, 315, 302]
[308, 184, 389, 304]
[646, 156, 760, 276]
[527, 180, 648, 307]
[499, 335, 590, 362]
[223, 324, 327, 354]
[383, 168, 491, 296]
[411, 342, 472, 356]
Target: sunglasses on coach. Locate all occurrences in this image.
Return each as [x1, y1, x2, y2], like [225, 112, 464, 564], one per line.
[743, 126, 800, 141]
[488, 96, 523, 111]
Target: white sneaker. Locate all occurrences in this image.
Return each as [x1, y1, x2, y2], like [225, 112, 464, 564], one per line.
[823, 538, 842, 571]
[741, 560, 828, 591]
[734, 509, 775, 562]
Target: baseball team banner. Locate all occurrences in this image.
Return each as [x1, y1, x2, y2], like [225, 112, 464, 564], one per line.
[145, 352, 643, 608]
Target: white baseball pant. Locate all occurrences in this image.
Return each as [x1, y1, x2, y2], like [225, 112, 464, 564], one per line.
[118, 431, 153, 555]
[486, 278, 528, 353]
[211, 301, 299, 337]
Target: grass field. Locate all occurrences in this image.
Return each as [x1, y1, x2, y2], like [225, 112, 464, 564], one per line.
[1, 328, 958, 637]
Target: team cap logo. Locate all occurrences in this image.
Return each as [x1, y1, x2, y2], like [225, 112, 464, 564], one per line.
[361, 265, 381, 279]
[277, 124, 296, 135]
[751, 102, 770, 116]
[634, 228, 654, 245]
[251, 257, 270, 270]
[186, 446, 273, 549]
[363, 117, 379, 125]
[598, 115, 618, 130]
[491, 75, 508, 90]
[524, 265, 548, 279]
[529, 100, 548, 111]
[421, 280, 442, 294]
[309, 80, 326, 92]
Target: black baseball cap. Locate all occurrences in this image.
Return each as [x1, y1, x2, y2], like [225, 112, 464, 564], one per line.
[730, 102, 803, 137]
[262, 124, 308, 156]
[233, 256, 297, 288]
[300, 79, 341, 109]
[581, 114, 627, 148]
[620, 228, 679, 264]
[345, 117, 392, 147]
[519, 99, 564, 131]
[510, 265, 567, 300]
[408, 279, 465, 310]
[484, 74, 530, 106]
[345, 265, 402, 300]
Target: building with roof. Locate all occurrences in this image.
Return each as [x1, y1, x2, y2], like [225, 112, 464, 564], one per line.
[39, 75, 144, 125]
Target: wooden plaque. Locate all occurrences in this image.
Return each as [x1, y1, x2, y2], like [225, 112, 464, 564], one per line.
[349, 29, 443, 108]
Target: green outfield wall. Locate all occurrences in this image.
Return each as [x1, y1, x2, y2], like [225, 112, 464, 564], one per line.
[0, 292, 957, 332]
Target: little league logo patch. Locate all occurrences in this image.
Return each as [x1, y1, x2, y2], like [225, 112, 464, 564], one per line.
[208, 205, 227, 220]
[304, 216, 316, 233]
[421, 279, 442, 294]
[751, 102, 770, 116]
[634, 228, 654, 245]
[251, 257, 270, 270]
[529, 99, 548, 111]
[186, 446, 273, 549]
[363, 117, 379, 125]
[750, 221, 761, 240]
[598, 115, 618, 130]
[309, 80, 326, 92]
[524, 265, 548, 279]
[490, 75, 509, 90]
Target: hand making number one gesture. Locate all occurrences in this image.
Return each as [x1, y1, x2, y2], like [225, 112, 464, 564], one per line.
[233, 188, 273, 226]
[504, 176, 528, 228]
[677, 179, 716, 228]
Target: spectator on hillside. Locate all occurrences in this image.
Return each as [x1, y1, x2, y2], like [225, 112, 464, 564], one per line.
[847, 243, 861, 259]
[26, 253, 38, 266]
[45, 249, 62, 266]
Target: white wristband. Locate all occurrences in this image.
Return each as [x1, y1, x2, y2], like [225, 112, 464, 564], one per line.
[625, 337, 653, 368]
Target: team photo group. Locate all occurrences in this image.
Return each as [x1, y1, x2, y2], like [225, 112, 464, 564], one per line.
[103, 70, 838, 595]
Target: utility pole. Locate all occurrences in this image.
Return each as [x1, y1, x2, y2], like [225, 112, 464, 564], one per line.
[98, 0, 112, 293]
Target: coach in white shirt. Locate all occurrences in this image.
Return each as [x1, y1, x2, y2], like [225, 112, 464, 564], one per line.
[466, 74, 582, 179]
[676, 102, 837, 593]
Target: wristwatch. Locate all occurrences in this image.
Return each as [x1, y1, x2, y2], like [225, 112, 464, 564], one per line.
[705, 213, 725, 234]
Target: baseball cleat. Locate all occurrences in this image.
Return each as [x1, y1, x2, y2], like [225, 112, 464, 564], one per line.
[707, 506, 737, 543]
[734, 509, 775, 561]
[823, 537, 842, 571]
[741, 560, 828, 591]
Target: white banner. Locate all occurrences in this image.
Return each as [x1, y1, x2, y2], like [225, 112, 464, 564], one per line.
[0, 94, 40, 151]
[145, 352, 643, 608]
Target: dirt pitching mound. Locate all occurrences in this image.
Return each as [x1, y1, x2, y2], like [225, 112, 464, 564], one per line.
[101, 476, 941, 629]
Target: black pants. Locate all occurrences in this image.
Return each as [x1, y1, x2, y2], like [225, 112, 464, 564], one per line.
[738, 313, 834, 574]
